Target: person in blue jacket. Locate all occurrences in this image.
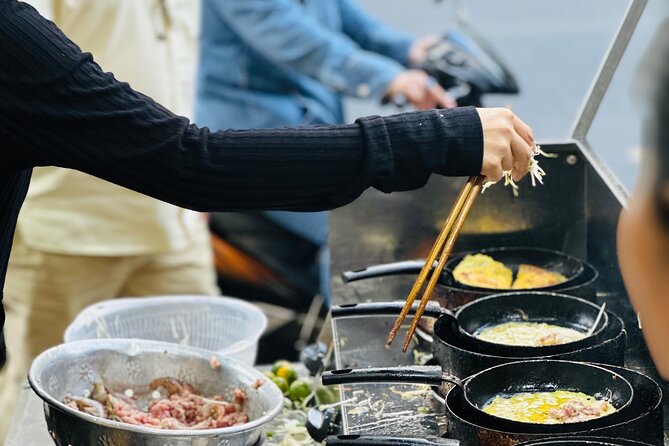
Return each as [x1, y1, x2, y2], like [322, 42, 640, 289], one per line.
[196, 0, 454, 304]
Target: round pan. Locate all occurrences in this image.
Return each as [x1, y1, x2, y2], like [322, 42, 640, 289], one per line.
[444, 247, 584, 292]
[443, 363, 663, 445]
[340, 256, 599, 311]
[342, 248, 585, 293]
[516, 438, 652, 446]
[326, 435, 651, 446]
[432, 310, 626, 378]
[454, 292, 608, 356]
[331, 293, 609, 357]
[321, 361, 633, 434]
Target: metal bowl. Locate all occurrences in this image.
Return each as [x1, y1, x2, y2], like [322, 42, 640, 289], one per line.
[28, 339, 284, 446]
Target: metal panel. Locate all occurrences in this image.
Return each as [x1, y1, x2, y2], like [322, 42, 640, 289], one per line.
[329, 3, 669, 440]
[572, 0, 648, 141]
[570, 0, 648, 203]
[330, 140, 668, 437]
[331, 143, 586, 305]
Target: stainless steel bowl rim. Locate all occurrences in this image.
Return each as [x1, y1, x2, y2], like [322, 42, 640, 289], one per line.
[28, 339, 284, 437]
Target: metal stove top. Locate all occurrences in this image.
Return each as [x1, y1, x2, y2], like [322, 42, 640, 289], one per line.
[327, 1, 669, 438]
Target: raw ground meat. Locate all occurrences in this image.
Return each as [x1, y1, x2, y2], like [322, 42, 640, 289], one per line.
[64, 377, 249, 430]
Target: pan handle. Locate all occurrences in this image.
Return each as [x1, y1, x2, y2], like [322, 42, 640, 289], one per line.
[321, 366, 461, 387]
[326, 435, 459, 445]
[341, 260, 435, 283]
[331, 301, 445, 319]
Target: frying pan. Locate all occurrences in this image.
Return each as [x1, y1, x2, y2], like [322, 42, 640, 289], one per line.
[442, 363, 663, 445]
[431, 308, 626, 379]
[331, 293, 609, 357]
[343, 247, 584, 292]
[516, 438, 652, 445]
[323, 435, 651, 446]
[322, 361, 633, 434]
[341, 255, 598, 310]
[325, 435, 459, 445]
[445, 248, 584, 292]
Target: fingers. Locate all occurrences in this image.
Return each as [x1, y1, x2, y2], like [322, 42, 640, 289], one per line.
[510, 131, 533, 181]
[477, 107, 535, 184]
[387, 71, 457, 110]
[512, 114, 534, 146]
[427, 81, 456, 109]
[501, 154, 514, 173]
[405, 83, 430, 109]
[408, 34, 441, 65]
[483, 161, 504, 183]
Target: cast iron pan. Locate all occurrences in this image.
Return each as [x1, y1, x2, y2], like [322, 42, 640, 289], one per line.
[431, 309, 626, 378]
[341, 254, 598, 310]
[342, 247, 584, 292]
[516, 438, 652, 445]
[325, 436, 459, 445]
[325, 435, 650, 446]
[322, 361, 633, 434]
[445, 247, 584, 292]
[331, 293, 608, 357]
[442, 363, 663, 445]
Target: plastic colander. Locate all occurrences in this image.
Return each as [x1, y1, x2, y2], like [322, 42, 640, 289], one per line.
[63, 295, 267, 365]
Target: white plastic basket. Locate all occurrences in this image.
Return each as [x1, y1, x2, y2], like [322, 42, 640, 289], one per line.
[63, 295, 267, 365]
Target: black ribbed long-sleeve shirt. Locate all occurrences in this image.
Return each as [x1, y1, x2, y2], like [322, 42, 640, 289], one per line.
[0, 0, 483, 367]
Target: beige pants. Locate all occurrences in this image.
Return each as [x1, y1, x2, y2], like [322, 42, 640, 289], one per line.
[0, 231, 219, 440]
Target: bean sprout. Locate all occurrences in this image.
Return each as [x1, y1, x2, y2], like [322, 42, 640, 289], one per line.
[481, 145, 557, 196]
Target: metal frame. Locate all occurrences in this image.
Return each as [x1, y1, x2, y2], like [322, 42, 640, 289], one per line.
[329, 0, 664, 439]
[571, 0, 649, 206]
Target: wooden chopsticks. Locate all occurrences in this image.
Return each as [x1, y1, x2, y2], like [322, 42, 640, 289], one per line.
[386, 175, 486, 352]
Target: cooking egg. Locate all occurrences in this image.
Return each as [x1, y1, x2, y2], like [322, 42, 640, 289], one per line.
[475, 322, 586, 347]
[482, 390, 616, 424]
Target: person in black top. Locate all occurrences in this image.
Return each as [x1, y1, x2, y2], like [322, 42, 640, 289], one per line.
[0, 0, 535, 370]
[617, 20, 669, 379]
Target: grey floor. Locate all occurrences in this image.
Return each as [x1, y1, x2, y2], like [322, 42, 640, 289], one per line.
[346, 0, 669, 193]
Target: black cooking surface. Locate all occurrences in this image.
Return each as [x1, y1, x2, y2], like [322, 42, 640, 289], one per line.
[328, 143, 669, 445]
[331, 312, 669, 444]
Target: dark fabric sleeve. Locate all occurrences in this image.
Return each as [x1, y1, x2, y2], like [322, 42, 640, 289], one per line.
[0, 0, 483, 213]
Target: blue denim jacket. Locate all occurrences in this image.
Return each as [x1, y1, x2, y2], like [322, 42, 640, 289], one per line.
[195, 0, 413, 130]
[195, 0, 414, 303]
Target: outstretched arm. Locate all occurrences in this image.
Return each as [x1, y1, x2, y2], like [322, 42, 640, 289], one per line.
[0, 0, 488, 213]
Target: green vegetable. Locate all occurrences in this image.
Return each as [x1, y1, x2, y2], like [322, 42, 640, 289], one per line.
[275, 364, 298, 384]
[271, 376, 289, 393]
[288, 379, 312, 402]
[315, 387, 338, 405]
[271, 360, 292, 375]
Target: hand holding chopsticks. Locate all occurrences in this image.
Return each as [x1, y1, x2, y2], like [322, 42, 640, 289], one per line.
[385, 109, 536, 352]
[386, 175, 485, 351]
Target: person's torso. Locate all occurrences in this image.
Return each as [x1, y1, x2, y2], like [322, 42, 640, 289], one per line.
[18, 0, 205, 256]
[196, 0, 344, 131]
[0, 169, 32, 367]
